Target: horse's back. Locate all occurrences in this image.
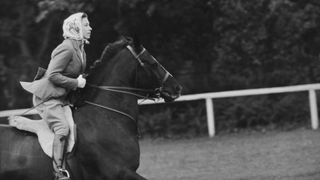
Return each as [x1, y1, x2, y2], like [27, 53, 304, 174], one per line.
[0, 125, 53, 180]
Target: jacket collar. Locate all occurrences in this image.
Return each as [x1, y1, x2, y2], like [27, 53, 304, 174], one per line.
[68, 39, 86, 72]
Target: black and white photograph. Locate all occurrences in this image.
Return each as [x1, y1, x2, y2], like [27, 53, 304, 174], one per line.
[0, 0, 320, 179]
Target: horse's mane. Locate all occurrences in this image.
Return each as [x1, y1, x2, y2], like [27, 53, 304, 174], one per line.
[70, 37, 133, 107]
[86, 37, 133, 76]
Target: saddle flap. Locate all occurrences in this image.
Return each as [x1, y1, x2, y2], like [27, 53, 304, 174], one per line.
[8, 106, 76, 157]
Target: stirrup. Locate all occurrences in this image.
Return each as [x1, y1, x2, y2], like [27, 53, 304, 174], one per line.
[55, 168, 70, 180]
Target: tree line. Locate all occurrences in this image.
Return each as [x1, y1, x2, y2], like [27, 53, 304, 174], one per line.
[1, 0, 320, 136]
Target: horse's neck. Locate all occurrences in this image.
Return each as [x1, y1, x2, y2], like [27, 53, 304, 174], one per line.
[86, 63, 139, 122]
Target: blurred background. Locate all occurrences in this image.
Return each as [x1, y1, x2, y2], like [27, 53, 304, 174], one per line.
[1, 0, 320, 179]
[2, 0, 320, 137]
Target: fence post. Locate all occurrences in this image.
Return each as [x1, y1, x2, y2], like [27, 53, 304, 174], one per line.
[308, 90, 319, 130]
[205, 98, 215, 137]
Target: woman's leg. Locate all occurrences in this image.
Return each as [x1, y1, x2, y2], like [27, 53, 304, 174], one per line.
[43, 99, 70, 137]
[36, 98, 70, 180]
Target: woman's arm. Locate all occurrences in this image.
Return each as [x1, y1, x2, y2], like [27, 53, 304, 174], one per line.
[47, 44, 78, 90]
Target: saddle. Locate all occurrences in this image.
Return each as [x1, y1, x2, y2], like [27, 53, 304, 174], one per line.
[8, 106, 76, 157]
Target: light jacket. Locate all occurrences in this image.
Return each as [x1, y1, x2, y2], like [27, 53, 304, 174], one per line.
[21, 39, 87, 100]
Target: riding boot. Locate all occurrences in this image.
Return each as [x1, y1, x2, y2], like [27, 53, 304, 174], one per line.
[52, 134, 70, 180]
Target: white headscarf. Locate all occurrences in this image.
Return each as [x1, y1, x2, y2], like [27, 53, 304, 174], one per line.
[62, 12, 89, 43]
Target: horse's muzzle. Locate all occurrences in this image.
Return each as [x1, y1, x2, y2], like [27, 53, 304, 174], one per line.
[160, 85, 182, 102]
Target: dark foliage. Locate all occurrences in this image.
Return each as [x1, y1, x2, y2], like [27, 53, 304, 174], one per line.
[1, 0, 320, 137]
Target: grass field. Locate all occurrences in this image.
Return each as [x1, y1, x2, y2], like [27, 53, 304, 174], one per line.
[137, 128, 320, 180]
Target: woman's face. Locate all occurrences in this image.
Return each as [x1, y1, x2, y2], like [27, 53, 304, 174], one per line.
[82, 17, 92, 40]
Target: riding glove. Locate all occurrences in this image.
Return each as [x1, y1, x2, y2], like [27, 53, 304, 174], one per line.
[77, 75, 86, 88]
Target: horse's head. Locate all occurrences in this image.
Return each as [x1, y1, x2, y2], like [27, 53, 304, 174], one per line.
[87, 37, 182, 103]
[125, 38, 182, 102]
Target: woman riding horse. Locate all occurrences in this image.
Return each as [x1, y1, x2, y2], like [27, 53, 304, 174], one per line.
[17, 12, 92, 180]
[2, 35, 182, 180]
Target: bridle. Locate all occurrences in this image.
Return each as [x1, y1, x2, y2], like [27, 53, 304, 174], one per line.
[84, 45, 173, 122]
[126, 45, 172, 85]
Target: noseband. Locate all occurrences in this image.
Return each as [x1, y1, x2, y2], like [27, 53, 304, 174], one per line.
[84, 45, 171, 122]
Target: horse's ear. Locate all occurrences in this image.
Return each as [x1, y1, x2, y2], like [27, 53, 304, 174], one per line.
[121, 36, 133, 44]
[119, 35, 142, 51]
[132, 35, 142, 51]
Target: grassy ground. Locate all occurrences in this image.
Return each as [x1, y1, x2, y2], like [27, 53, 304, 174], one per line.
[137, 128, 320, 180]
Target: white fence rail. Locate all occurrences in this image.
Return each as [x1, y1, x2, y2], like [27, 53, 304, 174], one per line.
[1, 83, 320, 137]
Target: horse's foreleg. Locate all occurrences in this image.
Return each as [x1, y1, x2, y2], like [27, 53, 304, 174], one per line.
[119, 168, 148, 180]
[82, 167, 148, 180]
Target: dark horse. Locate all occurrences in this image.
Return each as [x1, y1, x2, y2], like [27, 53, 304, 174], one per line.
[0, 37, 182, 180]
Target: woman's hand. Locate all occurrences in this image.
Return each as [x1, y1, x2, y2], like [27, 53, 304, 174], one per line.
[77, 75, 86, 88]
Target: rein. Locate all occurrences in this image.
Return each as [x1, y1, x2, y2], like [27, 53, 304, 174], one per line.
[84, 101, 136, 122]
[87, 84, 159, 99]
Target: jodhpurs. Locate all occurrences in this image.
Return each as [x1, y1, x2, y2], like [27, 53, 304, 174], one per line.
[33, 96, 70, 137]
